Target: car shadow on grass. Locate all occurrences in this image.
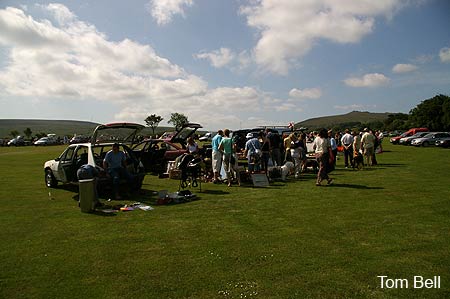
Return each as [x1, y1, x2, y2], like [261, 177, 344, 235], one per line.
[329, 183, 384, 190]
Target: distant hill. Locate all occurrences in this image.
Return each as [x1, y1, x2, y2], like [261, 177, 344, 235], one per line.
[0, 119, 100, 138]
[0, 119, 198, 139]
[296, 111, 391, 130]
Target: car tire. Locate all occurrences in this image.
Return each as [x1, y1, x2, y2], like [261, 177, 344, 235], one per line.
[422, 141, 429, 147]
[45, 169, 58, 188]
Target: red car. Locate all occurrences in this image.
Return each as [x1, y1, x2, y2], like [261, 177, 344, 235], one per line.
[390, 128, 429, 144]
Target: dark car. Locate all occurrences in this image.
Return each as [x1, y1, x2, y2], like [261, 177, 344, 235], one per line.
[435, 137, 450, 148]
[132, 123, 202, 173]
[8, 136, 25, 146]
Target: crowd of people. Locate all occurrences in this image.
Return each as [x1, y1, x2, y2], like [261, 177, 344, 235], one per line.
[205, 127, 384, 187]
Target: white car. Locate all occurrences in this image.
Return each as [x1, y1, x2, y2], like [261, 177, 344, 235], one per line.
[34, 136, 58, 146]
[44, 123, 146, 190]
[199, 132, 213, 142]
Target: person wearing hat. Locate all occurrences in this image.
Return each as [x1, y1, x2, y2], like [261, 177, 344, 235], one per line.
[244, 132, 261, 173]
[360, 128, 376, 166]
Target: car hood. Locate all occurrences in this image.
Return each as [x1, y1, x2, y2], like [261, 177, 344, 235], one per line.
[91, 122, 145, 144]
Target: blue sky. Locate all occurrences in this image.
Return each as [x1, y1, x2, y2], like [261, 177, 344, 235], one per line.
[0, 0, 449, 130]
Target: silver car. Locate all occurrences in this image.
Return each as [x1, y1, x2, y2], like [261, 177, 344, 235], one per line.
[399, 132, 428, 145]
[410, 132, 450, 147]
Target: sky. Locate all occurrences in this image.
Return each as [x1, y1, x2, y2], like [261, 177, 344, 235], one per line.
[0, 0, 449, 130]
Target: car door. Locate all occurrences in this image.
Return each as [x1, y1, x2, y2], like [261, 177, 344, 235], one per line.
[57, 146, 77, 182]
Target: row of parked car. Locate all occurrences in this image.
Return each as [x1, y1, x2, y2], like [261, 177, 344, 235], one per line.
[390, 128, 450, 147]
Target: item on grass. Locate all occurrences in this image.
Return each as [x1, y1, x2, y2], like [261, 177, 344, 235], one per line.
[251, 173, 269, 187]
[120, 206, 134, 211]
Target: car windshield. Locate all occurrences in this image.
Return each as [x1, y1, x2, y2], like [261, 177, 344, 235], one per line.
[422, 133, 434, 138]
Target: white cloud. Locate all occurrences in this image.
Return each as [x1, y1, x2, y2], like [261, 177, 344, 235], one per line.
[240, 0, 410, 75]
[195, 48, 235, 68]
[439, 47, 450, 63]
[289, 88, 322, 99]
[344, 73, 390, 87]
[412, 54, 433, 64]
[0, 5, 276, 129]
[392, 63, 418, 73]
[147, 0, 193, 26]
[40, 3, 77, 25]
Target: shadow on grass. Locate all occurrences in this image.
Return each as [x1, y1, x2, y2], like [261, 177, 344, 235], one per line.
[330, 183, 384, 190]
[199, 189, 230, 195]
[376, 163, 406, 167]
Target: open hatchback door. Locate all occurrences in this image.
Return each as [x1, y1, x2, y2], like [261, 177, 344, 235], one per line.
[91, 122, 145, 145]
[169, 123, 203, 148]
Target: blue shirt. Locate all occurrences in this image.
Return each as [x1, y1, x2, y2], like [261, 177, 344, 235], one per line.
[104, 150, 126, 169]
[245, 138, 261, 158]
[211, 134, 222, 152]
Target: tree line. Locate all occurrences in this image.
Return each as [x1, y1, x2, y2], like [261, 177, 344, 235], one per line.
[146, 95, 450, 134]
[323, 94, 450, 133]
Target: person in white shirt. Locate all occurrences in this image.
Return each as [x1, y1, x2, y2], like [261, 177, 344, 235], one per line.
[340, 129, 354, 168]
[312, 128, 333, 186]
[187, 137, 199, 155]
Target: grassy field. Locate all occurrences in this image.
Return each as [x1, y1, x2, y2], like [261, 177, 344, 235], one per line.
[0, 143, 449, 298]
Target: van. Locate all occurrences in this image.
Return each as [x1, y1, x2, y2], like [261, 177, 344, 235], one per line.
[390, 128, 429, 144]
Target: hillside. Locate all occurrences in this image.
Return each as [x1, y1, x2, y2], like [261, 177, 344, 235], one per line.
[296, 111, 391, 130]
[0, 119, 188, 139]
[0, 119, 101, 138]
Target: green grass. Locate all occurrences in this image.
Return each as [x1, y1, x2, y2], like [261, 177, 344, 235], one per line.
[0, 143, 449, 298]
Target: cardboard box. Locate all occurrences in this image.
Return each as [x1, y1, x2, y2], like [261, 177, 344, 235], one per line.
[169, 169, 182, 180]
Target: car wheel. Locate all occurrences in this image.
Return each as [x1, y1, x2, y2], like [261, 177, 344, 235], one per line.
[422, 141, 429, 147]
[45, 169, 58, 188]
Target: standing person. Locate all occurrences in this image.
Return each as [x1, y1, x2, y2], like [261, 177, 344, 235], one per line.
[298, 133, 308, 173]
[283, 133, 294, 163]
[268, 130, 282, 166]
[360, 128, 376, 167]
[341, 129, 354, 168]
[103, 143, 134, 200]
[328, 130, 337, 166]
[352, 130, 361, 168]
[290, 135, 303, 178]
[376, 130, 384, 153]
[244, 132, 261, 173]
[219, 129, 241, 186]
[260, 131, 271, 176]
[211, 130, 224, 183]
[312, 128, 333, 186]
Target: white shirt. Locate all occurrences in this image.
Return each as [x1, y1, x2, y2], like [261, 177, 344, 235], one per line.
[341, 133, 354, 146]
[313, 137, 330, 154]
